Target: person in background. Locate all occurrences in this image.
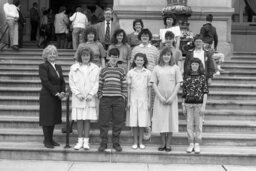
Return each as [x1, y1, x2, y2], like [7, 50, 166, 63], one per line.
[127, 53, 151, 150]
[70, 7, 88, 50]
[38, 9, 50, 48]
[30, 2, 40, 41]
[97, 48, 127, 152]
[54, 6, 69, 49]
[82, 5, 92, 25]
[79, 26, 106, 68]
[16, 2, 25, 48]
[69, 46, 100, 150]
[108, 29, 131, 73]
[39, 45, 66, 149]
[93, 4, 104, 23]
[127, 19, 143, 48]
[93, 8, 120, 50]
[151, 47, 182, 152]
[160, 16, 181, 50]
[182, 57, 208, 154]
[3, 0, 19, 51]
[184, 34, 215, 85]
[161, 31, 183, 73]
[47, 8, 55, 41]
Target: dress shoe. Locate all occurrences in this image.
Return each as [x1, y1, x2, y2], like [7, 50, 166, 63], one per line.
[44, 141, 54, 149]
[158, 146, 166, 151]
[98, 143, 107, 152]
[51, 140, 60, 146]
[11, 45, 19, 51]
[113, 143, 122, 152]
[165, 146, 172, 152]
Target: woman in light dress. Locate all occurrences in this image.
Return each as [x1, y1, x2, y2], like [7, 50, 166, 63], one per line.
[151, 47, 182, 152]
[69, 46, 100, 150]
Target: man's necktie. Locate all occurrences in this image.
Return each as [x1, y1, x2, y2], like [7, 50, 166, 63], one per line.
[105, 21, 110, 45]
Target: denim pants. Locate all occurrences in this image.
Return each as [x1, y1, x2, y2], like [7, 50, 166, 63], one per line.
[6, 19, 18, 46]
[185, 103, 203, 144]
[99, 96, 125, 144]
[72, 28, 85, 50]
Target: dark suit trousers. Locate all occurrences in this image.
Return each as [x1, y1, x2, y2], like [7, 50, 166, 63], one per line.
[99, 96, 125, 144]
[31, 21, 38, 41]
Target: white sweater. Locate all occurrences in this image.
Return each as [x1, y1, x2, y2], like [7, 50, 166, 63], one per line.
[3, 3, 19, 20]
[69, 12, 88, 29]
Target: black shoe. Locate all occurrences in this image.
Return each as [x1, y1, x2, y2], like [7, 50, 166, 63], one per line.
[165, 146, 172, 152]
[113, 143, 122, 152]
[44, 141, 54, 149]
[51, 140, 60, 146]
[158, 146, 166, 151]
[98, 143, 107, 152]
[11, 45, 19, 51]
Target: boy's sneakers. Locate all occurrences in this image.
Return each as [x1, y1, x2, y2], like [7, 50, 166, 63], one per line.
[194, 143, 200, 154]
[98, 143, 107, 152]
[186, 143, 194, 153]
[113, 143, 122, 152]
[213, 71, 220, 77]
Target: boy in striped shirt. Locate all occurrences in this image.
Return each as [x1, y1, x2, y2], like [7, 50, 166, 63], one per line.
[98, 48, 127, 152]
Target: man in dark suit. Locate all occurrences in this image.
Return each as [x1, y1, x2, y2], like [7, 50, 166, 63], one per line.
[93, 8, 120, 49]
[30, 2, 39, 41]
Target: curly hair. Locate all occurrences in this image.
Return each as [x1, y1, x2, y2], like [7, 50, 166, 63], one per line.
[42, 45, 58, 62]
[138, 28, 152, 41]
[84, 26, 98, 42]
[132, 19, 144, 31]
[110, 29, 128, 45]
[131, 53, 148, 68]
[187, 58, 205, 75]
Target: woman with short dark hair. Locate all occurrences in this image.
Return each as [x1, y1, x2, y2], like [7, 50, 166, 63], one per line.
[127, 19, 144, 48]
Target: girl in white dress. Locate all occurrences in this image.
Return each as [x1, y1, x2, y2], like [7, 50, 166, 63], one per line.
[69, 46, 100, 150]
[127, 53, 151, 149]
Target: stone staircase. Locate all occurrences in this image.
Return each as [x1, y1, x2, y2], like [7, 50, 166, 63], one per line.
[0, 49, 256, 165]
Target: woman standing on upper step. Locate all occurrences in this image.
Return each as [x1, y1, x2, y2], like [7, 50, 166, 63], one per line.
[39, 45, 66, 149]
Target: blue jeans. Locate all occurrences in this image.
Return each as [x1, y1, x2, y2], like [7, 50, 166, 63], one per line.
[185, 103, 203, 144]
[72, 27, 85, 50]
[98, 96, 125, 144]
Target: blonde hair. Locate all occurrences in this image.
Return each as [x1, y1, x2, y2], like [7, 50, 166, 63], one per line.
[42, 45, 58, 62]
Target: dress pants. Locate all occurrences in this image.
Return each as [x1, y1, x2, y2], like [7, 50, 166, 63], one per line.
[6, 19, 18, 46]
[42, 125, 54, 144]
[99, 96, 125, 144]
[30, 21, 38, 41]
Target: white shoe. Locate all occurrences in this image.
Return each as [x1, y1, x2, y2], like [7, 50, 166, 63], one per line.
[83, 138, 90, 150]
[214, 71, 220, 76]
[139, 144, 145, 149]
[132, 144, 138, 149]
[194, 143, 200, 154]
[186, 143, 194, 153]
[74, 138, 83, 150]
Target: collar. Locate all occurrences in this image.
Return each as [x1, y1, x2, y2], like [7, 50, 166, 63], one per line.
[105, 20, 111, 24]
[107, 63, 118, 68]
[194, 48, 204, 52]
[139, 43, 152, 48]
[134, 67, 146, 72]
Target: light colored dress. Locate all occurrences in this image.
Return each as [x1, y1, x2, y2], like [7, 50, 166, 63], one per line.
[69, 63, 100, 121]
[126, 68, 151, 127]
[151, 65, 182, 133]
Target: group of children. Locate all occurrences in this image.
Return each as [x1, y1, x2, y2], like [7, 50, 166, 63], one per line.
[68, 42, 208, 154]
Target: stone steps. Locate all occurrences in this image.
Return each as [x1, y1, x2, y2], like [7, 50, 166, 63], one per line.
[0, 115, 255, 134]
[0, 142, 256, 165]
[1, 128, 256, 147]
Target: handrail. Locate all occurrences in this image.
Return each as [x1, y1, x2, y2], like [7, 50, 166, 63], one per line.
[0, 23, 9, 51]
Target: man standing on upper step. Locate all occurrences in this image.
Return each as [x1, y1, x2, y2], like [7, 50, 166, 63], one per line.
[200, 14, 224, 76]
[3, 0, 20, 51]
[93, 8, 120, 50]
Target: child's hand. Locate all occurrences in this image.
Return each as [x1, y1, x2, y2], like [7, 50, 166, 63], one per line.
[166, 96, 174, 104]
[86, 94, 93, 102]
[77, 94, 85, 101]
[158, 96, 166, 104]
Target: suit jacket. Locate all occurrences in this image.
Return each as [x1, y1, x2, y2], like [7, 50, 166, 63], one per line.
[39, 61, 65, 126]
[94, 20, 120, 45]
[184, 49, 215, 79]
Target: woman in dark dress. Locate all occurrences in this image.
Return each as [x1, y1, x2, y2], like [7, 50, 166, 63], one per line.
[39, 45, 66, 148]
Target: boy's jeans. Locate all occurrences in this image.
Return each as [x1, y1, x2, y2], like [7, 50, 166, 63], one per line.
[185, 103, 203, 144]
[99, 96, 125, 144]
